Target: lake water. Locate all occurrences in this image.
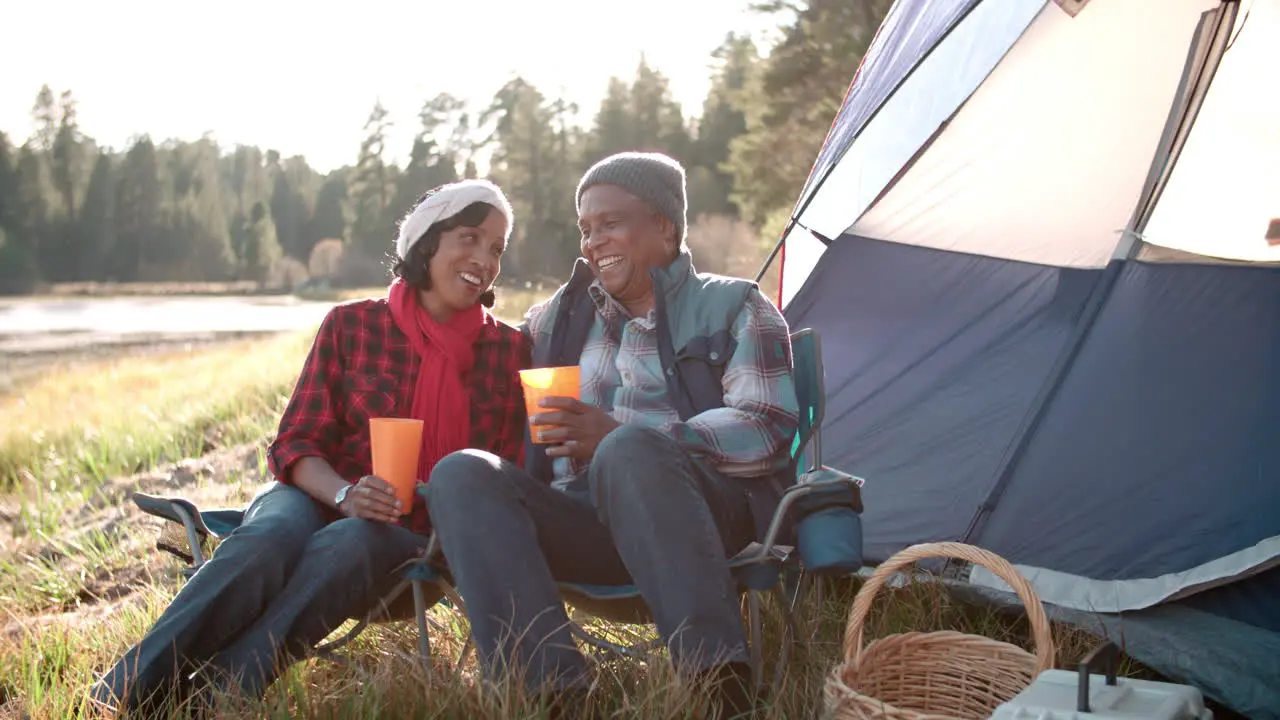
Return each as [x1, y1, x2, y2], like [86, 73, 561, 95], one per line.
[0, 295, 338, 355]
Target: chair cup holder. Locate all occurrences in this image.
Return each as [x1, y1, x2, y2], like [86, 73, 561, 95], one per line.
[795, 507, 863, 575]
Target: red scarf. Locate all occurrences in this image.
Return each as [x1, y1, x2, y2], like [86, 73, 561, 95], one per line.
[387, 278, 487, 483]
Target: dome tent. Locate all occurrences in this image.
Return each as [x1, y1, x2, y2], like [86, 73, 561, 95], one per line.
[762, 1, 1280, 716]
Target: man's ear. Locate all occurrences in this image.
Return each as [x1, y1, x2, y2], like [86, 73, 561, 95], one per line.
[658, 214, 679, 255]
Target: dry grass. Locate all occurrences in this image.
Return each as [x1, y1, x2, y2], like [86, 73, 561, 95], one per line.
[490, 286, 552, 325]
[0, 283, 550, 495]
[0, 560, 1137, 719]
[293, 285, 550, 326]
[292, 286, 386, 303]
[0, 332, 312, 494]
[0, 325, 1159, 720]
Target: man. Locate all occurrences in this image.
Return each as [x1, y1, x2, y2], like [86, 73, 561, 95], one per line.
[425, 151, 798, 718]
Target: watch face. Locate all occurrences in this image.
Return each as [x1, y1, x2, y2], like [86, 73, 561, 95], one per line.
[335, 485, 350, 506]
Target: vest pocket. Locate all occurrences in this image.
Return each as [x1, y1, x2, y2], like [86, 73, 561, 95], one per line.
[672, 330, 738, 415]
[675, 330, 737, 368]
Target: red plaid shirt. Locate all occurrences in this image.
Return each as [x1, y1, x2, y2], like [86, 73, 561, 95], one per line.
[267, 297, 531, 534]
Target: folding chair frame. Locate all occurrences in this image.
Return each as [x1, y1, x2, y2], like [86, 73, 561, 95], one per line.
[131, 488, 464, 670]
[409, 327, 865, 695]
[134, 326, 864, 693]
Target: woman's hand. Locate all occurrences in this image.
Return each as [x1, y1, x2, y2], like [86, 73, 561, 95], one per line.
[337, 475, 404, 523]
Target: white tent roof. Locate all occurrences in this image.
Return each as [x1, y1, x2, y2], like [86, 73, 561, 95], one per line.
[776, 0, 1280, 308]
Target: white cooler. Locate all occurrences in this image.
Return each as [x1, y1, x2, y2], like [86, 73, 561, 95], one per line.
[989, 642, 1213, 720]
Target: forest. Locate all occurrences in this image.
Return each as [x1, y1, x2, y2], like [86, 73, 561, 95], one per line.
[0, 1, 892, 296]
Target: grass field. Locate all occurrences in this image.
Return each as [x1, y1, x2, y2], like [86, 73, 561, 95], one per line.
[0, 289, 1170, 718]
[295, 284, 553, 325]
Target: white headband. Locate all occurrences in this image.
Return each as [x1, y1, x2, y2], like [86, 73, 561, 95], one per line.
[394, 179, 515, 260]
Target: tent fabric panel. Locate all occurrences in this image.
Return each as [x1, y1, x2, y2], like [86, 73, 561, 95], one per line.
[1125, 1, 1237, 239]
[1141, 0, 1280, 263]
[778, 224, 828, 309]
[850, 0, 1221, 268]
[796, 0, 1045, 242]
[796, 0, 986, 212]
[976, 260, 1280, 587]
[970, 539, 1280, 614]
[950, 580, 1280, 719]
[1135, 241, 1280, 265]
[783, 235, 1099, 562]
[1180, 563, 1280, 633]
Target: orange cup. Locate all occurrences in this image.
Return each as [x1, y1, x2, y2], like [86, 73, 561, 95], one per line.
[369, 417, 424, 512]
[518, 366, 581, 444]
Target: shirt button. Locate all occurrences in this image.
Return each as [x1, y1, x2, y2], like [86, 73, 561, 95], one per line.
[709, 351, 719, 360]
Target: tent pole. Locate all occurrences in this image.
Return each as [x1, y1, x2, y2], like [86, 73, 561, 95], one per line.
[957, 253, 1125, 545]
[754, 217, 794, 284]
[958, 2, 1238, 546]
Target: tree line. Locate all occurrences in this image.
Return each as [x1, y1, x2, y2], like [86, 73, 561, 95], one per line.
[0, 0, 891, 295]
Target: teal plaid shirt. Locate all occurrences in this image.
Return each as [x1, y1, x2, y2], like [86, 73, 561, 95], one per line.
[524, 265, 798, 485]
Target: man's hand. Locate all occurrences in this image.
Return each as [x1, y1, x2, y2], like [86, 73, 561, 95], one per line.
[338, 475, 403, 523]
[531, 396, 620, 461]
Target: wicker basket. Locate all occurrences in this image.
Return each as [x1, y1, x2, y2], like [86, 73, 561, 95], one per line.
[824, 542, 1055, 720]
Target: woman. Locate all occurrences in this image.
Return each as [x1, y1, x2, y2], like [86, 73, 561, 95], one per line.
[90, 179, 531, 713]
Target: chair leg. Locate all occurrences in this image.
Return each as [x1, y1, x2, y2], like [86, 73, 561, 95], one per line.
[808, 575, 826, 645]
[457, 635, 475, 671]
[786, 571, 825, 648]
[313, 617, 371, 662]
[747, 591, 764, 692]
[313, 579, 412, 658]
[412, 580, 432, 667]
[770, 585, 797, 696]
[430, 579, 475, 671]
[168, 502, 207, 569]
[569, 622, 662, 661]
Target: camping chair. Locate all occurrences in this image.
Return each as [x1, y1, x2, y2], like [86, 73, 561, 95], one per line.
[414, 327, 867, 693]
[131, 488, 462, 666]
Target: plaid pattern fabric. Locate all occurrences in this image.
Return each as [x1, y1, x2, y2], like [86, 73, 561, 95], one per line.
[268, 298, 531, 534]
[525, 271, 798, 486]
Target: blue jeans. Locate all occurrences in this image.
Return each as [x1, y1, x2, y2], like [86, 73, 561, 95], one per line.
[91, 482, 432, 711]
[425, 424, 757, 691]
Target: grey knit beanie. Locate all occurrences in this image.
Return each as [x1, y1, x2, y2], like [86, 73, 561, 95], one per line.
[576, 151, 688, 241]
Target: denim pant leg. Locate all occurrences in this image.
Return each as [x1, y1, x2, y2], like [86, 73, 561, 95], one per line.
[589, 424, 756, 673]
[203, 517, 433, 698]
[91, 482, 327, 711]
[425, 449, 630, 692]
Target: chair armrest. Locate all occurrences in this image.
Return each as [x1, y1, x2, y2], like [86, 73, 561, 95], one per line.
[794, 466, 865, 490]
[759, 467, 867, 556]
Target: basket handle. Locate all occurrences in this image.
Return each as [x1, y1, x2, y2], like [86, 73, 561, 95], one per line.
[842, 541, 1055, 674]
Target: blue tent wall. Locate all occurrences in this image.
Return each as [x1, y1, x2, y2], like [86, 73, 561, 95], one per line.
[781, 235, 1280, 716]
[973, 259, 1280, 585]
[780, 234, 1103, 560]
[1182, 565, 1280, 633]
[784, 235, 1279, 601]
[775, 1, 1279, 713]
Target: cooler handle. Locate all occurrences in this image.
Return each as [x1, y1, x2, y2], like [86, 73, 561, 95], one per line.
[1077, 640, 1120, 712]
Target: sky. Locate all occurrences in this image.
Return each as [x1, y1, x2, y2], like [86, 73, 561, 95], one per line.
[0, 0, 784, 174]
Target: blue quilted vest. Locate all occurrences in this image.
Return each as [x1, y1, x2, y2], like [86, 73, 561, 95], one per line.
[523, 252, 788, 540]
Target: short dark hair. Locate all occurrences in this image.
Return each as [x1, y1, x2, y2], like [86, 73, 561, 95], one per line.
[390, 199, 497, 308]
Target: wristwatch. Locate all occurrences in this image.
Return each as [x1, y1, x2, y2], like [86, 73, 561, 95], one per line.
[334, 483, 353, 511]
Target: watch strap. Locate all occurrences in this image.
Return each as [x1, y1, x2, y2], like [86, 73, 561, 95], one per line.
[334, 483, 352, 509]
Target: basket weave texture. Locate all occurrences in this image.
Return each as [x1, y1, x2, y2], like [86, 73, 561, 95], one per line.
[824, 542, 1055, 720]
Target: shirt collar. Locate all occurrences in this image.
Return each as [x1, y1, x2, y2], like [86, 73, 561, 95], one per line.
[587, 249, 694, 320]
